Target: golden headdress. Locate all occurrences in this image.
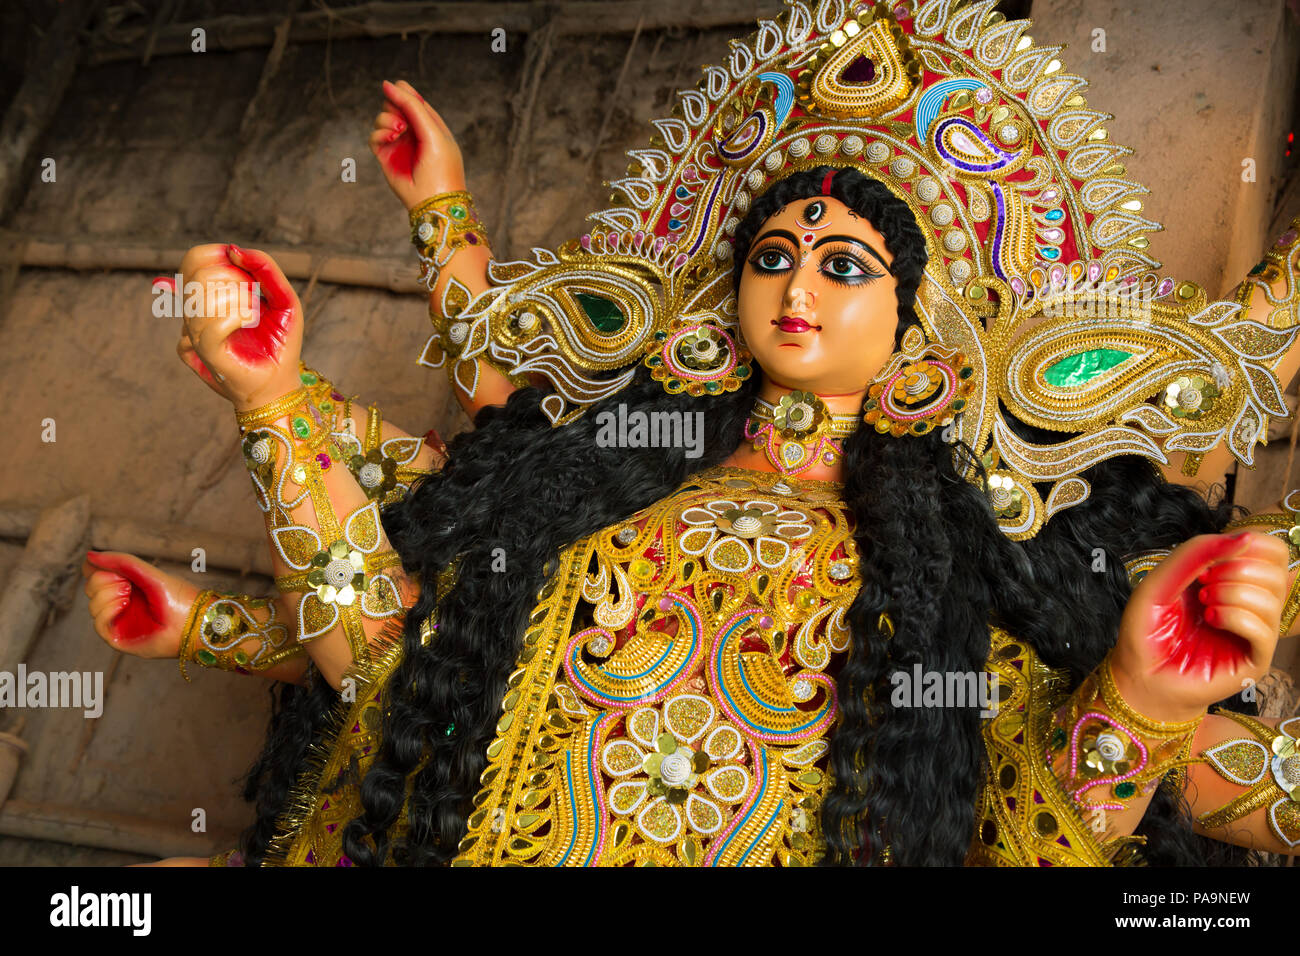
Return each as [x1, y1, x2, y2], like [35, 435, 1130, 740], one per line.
[417, 0, 1297, 539]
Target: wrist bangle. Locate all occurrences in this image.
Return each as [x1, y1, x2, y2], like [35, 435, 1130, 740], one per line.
[177, 589, 216, 683]
[1099, 655, 1203, 739]
[179, 589, 297, 680]
[409, 190, 491, 292]
[236, 387, 309, 428]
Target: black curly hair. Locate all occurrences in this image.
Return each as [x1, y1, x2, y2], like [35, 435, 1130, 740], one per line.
[234, 165, 1255, 866]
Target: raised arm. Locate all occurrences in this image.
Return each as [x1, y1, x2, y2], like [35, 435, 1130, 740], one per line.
[370, 79, 520, 420]
[1162, 215, 1300, 491]
[166, 243, 447, 689]
[82, 253, 443, 687]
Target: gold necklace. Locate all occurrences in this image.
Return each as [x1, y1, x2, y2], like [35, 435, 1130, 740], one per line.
[744, 391, 860, 476]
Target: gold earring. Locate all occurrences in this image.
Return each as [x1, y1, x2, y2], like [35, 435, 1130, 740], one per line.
[862, 326, 976, 437]
[644, 321, 753, 396]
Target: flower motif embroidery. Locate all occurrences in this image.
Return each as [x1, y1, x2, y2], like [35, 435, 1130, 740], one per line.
[600, 695, 751, 844]
[1081, 730, 1133, 777]
[773, 390, 826, 437]
[1272, 728, 1300, 802]
[676, 327, 726, 371]
[307, 539, 365, 606]
[678, 498, 813, 574]
[987, 471, 1024, 519]
[270, 501, 396, 641]
[643, 733, 710, 803]
[241, 429, 278, 490]
[198, 602, 251, 667]
[348, 448, 398, 501]
[1162, 374, 1219, 421]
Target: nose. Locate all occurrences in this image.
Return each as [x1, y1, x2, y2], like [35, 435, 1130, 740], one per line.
[783, 281, 817, 312]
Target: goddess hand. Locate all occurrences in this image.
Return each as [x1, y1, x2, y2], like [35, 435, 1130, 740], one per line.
[82, 551, 199, 661]
[1113, 532, 1288, 722]
[173, 243, 303, 412]
[369, 79, 467, 210]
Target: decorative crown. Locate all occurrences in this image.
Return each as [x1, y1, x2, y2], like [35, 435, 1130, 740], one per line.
[416, 0, 1297, 539]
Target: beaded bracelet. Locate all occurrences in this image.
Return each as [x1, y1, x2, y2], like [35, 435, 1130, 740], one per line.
[1048, 656, 1202, 816]
[409, 190, 492, 292]
[178, 588, 297, 681]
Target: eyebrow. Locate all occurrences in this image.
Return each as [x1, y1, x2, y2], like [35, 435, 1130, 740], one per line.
[751, 228, 893, 274]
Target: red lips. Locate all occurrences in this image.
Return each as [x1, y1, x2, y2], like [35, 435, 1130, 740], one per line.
[776, 316, 818, 333]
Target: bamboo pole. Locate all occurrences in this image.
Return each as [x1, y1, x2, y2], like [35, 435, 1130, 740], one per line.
[0, 799, 240, 859]
[86, 0, 784, 66]
[0, 497, 91, 677]
[0, 231, 421, 295]
[0, 0, 104, 221]
[0, 507, 272, 578]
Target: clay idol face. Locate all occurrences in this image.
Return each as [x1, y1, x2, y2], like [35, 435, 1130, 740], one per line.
[738, 196, 900, 394]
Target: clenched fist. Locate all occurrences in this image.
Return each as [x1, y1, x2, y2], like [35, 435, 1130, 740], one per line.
[1113, 531, 1289, 722]
[165, 244, 303, 411]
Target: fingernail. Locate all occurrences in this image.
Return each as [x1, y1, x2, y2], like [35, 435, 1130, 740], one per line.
[228, 243, 243, 258]
[395, 120, 405, 131]
[1198, 587, 1210, 604]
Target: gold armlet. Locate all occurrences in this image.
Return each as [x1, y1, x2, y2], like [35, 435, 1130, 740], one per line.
[1223, 506, 1300, 635]
[236, 365, 405, 663]
[268, 488, 408, 663]
[410, 190, 493, 292]
[1047, 656, 1201, 822]
[178, 589, 298, 682]
[1195, 711, 1300, 848]
[343, 403, 438, 503]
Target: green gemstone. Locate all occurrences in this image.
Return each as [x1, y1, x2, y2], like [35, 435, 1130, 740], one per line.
[449, 205, 467, 219]
[445, 723, 456, 736]
[647, 356, 662, 366]
[1050, 727, 1067, 751]
[196, 649, 217, 666]
[1114, 782, 1137, 799]
[1043, 348, 1133, 388]
[319, 400, 333, 413]
[705, 381, 721, 392]
[234, 650, 249, 665]
[574, 292, 625, 333]
[653, 330, 668, 341]
[735, 365, 751, 379]
[666, 378, 681, 389]
[292, 417, 311, 439]
[959, 366, 973, 378]
[300, 371, 318, 385]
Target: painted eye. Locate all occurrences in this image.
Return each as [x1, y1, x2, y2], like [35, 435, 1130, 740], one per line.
[753, 249, 790, 271]
[825, 255, 865, 278]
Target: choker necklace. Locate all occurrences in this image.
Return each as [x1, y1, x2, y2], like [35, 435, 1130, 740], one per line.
[743, 391, 860, 476]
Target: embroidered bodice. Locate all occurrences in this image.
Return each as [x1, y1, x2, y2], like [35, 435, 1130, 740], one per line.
[267, 466, 1118, 867]
[277, 465, 859, 866]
